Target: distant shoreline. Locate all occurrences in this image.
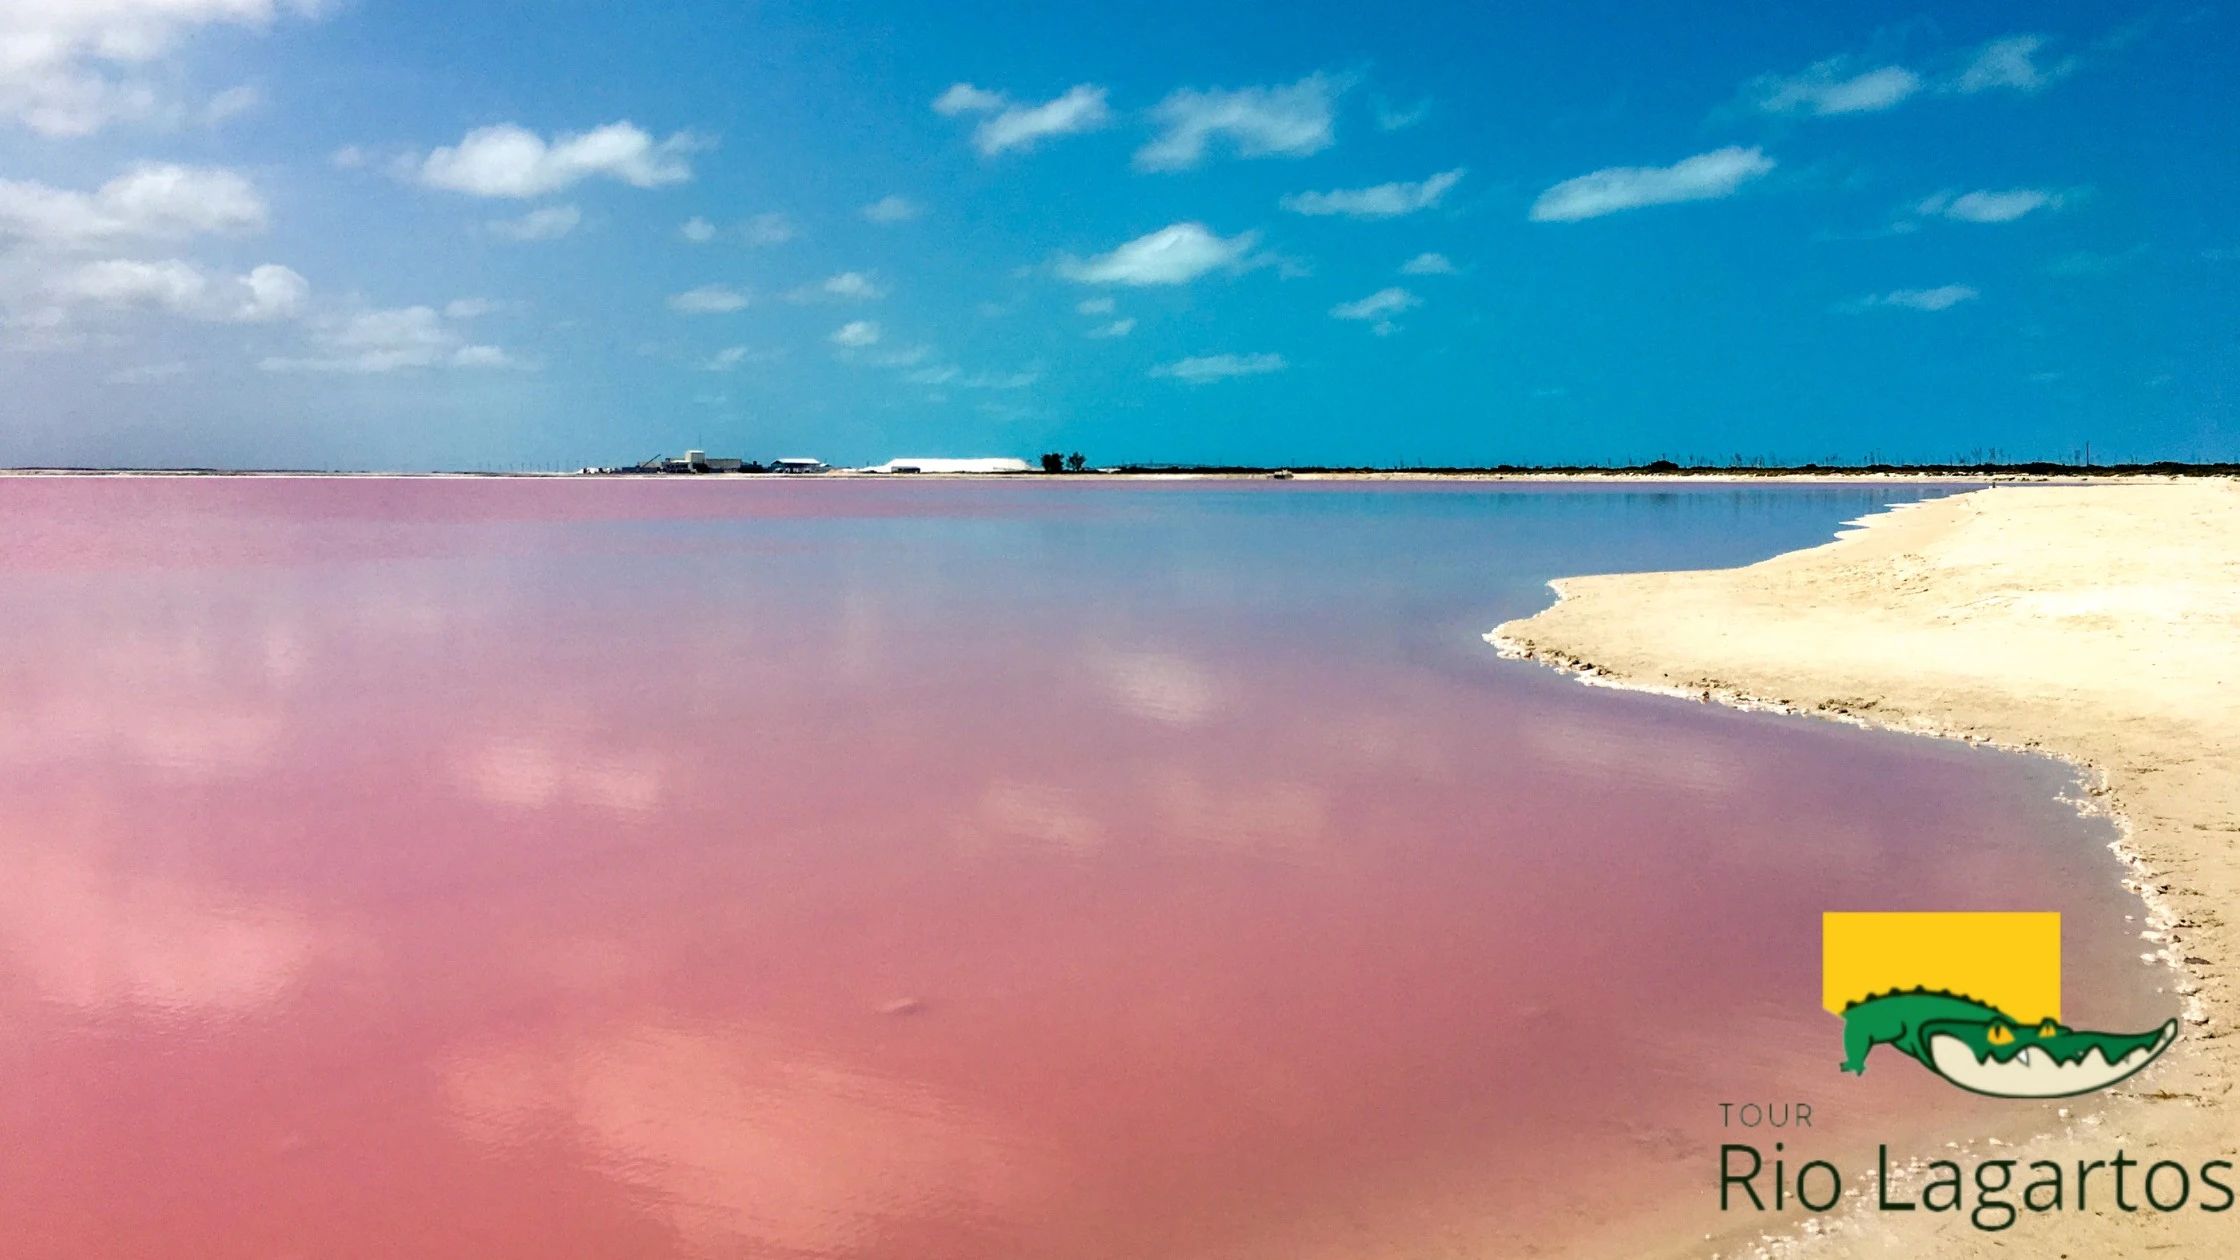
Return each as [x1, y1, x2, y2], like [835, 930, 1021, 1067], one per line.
[5, 464, 2237, 482]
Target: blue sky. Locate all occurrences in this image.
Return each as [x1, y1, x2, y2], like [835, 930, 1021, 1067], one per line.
[0, 0, 2233, 469]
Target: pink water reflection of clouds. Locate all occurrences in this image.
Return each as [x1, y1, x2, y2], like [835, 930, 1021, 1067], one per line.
[0, 820, 318, 1014]
[0, 478, 2168, 1260]
[446, 1021, 1047, 1260]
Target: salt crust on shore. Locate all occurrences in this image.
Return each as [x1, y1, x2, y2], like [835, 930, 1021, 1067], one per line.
[1493, 480, 2240, 1259]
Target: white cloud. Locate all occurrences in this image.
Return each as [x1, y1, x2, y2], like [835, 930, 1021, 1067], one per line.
[932, 83, 1006, 115]
[1058, 222, 1258, 286]
[667, 285, 748, 315]
[742, 212, 794, 246]
[1374, 98, 1431, 131]
[905, 364, 958, 385]
[1086, 318, 1135, 339]
[1918, 188, 2058, 223]
[1399, 252, 1457, 275]
[203, 84, 259, 125]
[831, 319, 880, 347]
[275, 306, 447, 371]
[1530, 146, 1774, 222]
[1330, 287, 1418, 322]
[486, 204, 581, 242]
[443, 297, 514, 319]
[1282, 168, 1464, 218]
[233, 262, 306, 320]
[784, 270, 885, 303]
[820, 271, 884, 299]
[1330, 287, 1417, 336]
[977, 86, 1110, 154]
[671, 213, 794, 248]
[1075, 296, 1115, 314]
[1754, 60, 1921, 115]
[692, 345, 778, 371]
[934, 82, 1111, 156]
[46, 258, 304, 322]
[0, 0, 314, 136]
[861, 194, 920, 224]
[1137, 73, 1342, 171]
[416, 122, 698, 198]
[260, 304, 521, 373]
[1151, 352, 1287, 384]
[1856, 284, 1980, 311]
[0, 164, 267, 249]
[51, 258, 205, 310]
[449, 344, 522, 369]
[1954, 35, 2070, 94]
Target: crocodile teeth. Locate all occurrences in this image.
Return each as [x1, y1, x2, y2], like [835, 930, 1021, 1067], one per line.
[1926, 1021, 2176, 1098]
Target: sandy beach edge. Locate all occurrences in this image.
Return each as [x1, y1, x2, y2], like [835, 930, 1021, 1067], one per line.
[1490, 481, 2240, 1259]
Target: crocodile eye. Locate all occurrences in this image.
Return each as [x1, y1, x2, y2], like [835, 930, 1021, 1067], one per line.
[2038, 1020, 2060, 1038]
[1986, 1024, 2015, 1045]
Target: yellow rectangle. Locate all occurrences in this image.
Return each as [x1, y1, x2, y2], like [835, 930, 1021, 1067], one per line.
[1822, 911, 2060, 1022]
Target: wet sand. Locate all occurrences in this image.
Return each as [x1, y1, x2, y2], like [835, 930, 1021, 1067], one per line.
[1494, 479, 2240, 1258]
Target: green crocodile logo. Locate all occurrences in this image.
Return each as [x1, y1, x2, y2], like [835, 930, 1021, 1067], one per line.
[1839, 988, 2177, 1099]
[1824, 912, 2176, 1099]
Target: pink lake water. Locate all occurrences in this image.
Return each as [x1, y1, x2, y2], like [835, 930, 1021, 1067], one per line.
[0, 477, 2173, 1259]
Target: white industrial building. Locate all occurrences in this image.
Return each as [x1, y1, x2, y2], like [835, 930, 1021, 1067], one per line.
[862, 457, 1031, 474]
[634, 450, 746, 473]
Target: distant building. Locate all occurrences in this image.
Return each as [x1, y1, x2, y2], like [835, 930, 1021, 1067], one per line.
[628, 451, 753, 474]
[772, 458, 828, 473]
[863, 457, 1031, 474]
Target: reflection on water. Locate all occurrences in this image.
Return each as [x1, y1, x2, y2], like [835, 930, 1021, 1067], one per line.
[446, 1021, 1043, 1259]
[0, 814, 317, 1014]
[0, 478, 2167, 1259]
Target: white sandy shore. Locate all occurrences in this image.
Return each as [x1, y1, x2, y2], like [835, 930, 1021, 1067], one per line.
[1494, 480, 2240, 1259]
